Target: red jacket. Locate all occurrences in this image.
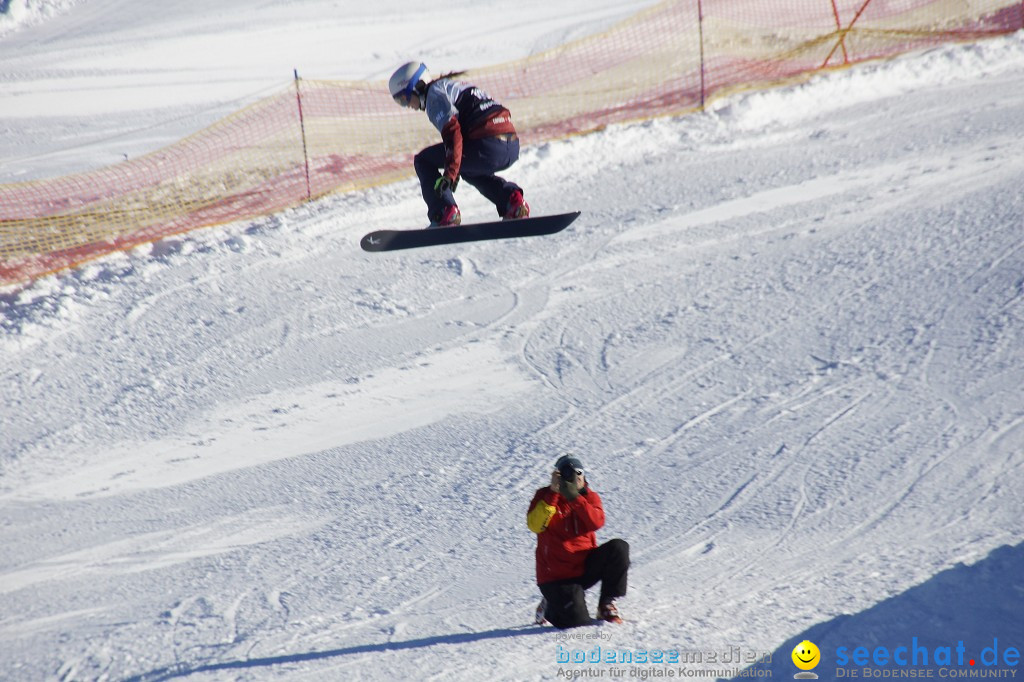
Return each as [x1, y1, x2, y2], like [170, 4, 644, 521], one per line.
[527, 486, 605, 584]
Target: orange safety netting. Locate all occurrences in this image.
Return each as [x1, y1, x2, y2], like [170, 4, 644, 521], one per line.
[1, 0, 1021, 286]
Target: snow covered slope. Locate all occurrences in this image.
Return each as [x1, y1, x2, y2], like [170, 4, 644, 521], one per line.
[1, 3, 1023, 680]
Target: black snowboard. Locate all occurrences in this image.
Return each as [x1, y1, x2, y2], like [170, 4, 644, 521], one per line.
[360, 212, 581, 252]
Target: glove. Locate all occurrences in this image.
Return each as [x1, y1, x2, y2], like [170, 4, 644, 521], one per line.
[434, 175, 458, 196]
[559, 476, 583, 501]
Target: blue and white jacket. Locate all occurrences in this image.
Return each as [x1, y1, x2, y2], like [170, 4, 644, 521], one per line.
[423, 78, 516, 183]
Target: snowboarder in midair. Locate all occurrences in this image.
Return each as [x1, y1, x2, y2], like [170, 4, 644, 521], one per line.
[388, 61, 530, 227]
[527, 455, 630, 628]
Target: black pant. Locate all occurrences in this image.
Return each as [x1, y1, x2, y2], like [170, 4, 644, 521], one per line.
[414, 136, 521, 221]
[539, 539, 629, 629]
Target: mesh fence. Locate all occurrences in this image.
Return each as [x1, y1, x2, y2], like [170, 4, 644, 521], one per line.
[2, 0, 1021, 286]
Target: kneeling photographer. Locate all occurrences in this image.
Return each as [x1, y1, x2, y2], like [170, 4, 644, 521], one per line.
[526, 455, 630, 628]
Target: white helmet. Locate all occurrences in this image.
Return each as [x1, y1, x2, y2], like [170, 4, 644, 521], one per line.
[389, 61, 430, 104]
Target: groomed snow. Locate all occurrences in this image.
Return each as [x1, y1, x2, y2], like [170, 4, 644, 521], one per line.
[1, 3, 1023, 680]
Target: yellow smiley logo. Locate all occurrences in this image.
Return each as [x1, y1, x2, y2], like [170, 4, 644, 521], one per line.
[792, 640, 821, 671]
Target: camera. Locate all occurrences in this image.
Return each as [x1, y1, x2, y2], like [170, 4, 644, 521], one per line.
[558, 461, 583, 482]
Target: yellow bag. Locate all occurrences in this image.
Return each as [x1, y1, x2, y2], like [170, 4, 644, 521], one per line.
[527, 500, 557, 534]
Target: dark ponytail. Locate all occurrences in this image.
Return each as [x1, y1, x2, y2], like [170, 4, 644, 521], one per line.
[430, 70, 467, 85]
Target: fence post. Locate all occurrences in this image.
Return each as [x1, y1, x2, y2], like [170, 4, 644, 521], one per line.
[698, 0, 706, 109]
[828, 0, 850, 66]
[821, 0, 875, 69]
[294, 69, 313, 202]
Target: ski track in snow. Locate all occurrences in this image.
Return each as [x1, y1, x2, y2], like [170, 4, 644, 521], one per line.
[1, 5, 1024, 681]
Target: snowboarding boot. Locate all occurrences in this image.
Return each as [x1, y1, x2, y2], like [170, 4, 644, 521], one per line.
[429, 205, 462, 228]
[503, 190, 530, 220]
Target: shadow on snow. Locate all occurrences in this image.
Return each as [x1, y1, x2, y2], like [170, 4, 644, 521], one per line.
[126, 625, 547, 681]
[729, 542, 1024, 681]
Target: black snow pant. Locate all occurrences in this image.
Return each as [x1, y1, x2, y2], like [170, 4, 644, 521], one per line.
[413, 135, 521, 222]
[539, 538, 629, 629]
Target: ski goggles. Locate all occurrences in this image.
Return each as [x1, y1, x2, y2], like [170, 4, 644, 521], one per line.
[394, 63, 427, 105]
